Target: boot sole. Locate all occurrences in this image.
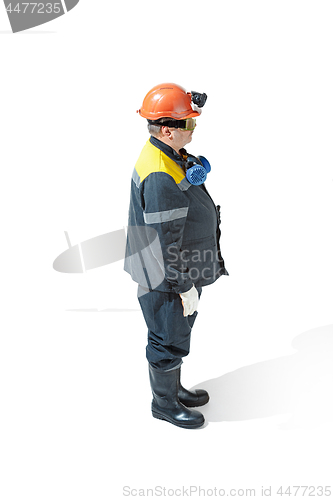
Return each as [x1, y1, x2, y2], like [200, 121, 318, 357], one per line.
[152, 407, 205, 429]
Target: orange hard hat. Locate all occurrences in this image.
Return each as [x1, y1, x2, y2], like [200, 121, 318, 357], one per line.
[138, 83, 202, 121]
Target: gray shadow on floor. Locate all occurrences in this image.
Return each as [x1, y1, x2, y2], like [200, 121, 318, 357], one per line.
[192, 324, 333, 429]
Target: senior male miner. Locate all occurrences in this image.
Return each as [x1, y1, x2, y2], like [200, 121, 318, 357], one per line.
[124, 83, 228, 429]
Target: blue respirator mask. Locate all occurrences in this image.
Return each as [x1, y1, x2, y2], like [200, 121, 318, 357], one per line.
[184, 154, 211, 186]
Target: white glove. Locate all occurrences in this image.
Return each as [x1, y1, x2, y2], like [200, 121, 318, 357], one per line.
[179, 285, 199, 317]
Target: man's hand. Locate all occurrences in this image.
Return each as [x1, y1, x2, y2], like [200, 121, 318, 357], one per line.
[179, 285, 199, 316]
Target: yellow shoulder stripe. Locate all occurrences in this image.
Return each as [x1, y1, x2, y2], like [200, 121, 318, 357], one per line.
[134, 140, 185, 185]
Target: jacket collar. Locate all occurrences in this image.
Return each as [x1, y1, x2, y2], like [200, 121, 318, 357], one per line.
[149, 136, 187, 168]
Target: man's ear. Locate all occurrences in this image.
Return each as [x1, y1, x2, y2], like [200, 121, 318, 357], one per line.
[161, 126, 172, 138]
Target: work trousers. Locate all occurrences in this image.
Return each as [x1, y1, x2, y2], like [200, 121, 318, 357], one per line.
[138, 285, 202, 371]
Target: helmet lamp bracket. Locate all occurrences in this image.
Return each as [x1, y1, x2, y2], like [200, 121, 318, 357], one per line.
[191, 91, 207, 108]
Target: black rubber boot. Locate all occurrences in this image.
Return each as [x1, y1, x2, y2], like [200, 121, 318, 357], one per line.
[178, 370, 210, 407]
[149, 365, 205, 429]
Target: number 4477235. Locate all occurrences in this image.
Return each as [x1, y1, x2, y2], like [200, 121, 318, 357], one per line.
[277, 486, 331, 496]
[6, 3, 62, 14]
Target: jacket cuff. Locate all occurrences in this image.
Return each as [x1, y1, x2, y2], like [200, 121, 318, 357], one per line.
[172, 282, 194, 294]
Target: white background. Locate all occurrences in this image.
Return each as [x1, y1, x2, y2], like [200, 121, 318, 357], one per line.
[1, 1, 333, 499]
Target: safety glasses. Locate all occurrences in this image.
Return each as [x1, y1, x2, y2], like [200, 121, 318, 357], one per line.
[149, 117, 197, 131]
[179, 118, 196, 131]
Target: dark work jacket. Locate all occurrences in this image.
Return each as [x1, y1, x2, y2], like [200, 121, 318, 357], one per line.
[124, 136, 228, 294]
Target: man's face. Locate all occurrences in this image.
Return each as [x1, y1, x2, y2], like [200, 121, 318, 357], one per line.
[159, 127, 194, 154]
[171, 128, 194, 150]
[158, 121, 196, 154]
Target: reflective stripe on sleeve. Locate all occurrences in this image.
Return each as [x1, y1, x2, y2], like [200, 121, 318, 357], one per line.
[132, 168, 141, 188]
[143, 207, 189, 224]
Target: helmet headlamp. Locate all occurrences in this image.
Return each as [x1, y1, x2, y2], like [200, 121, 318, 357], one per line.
[191, 91, 207, 108]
